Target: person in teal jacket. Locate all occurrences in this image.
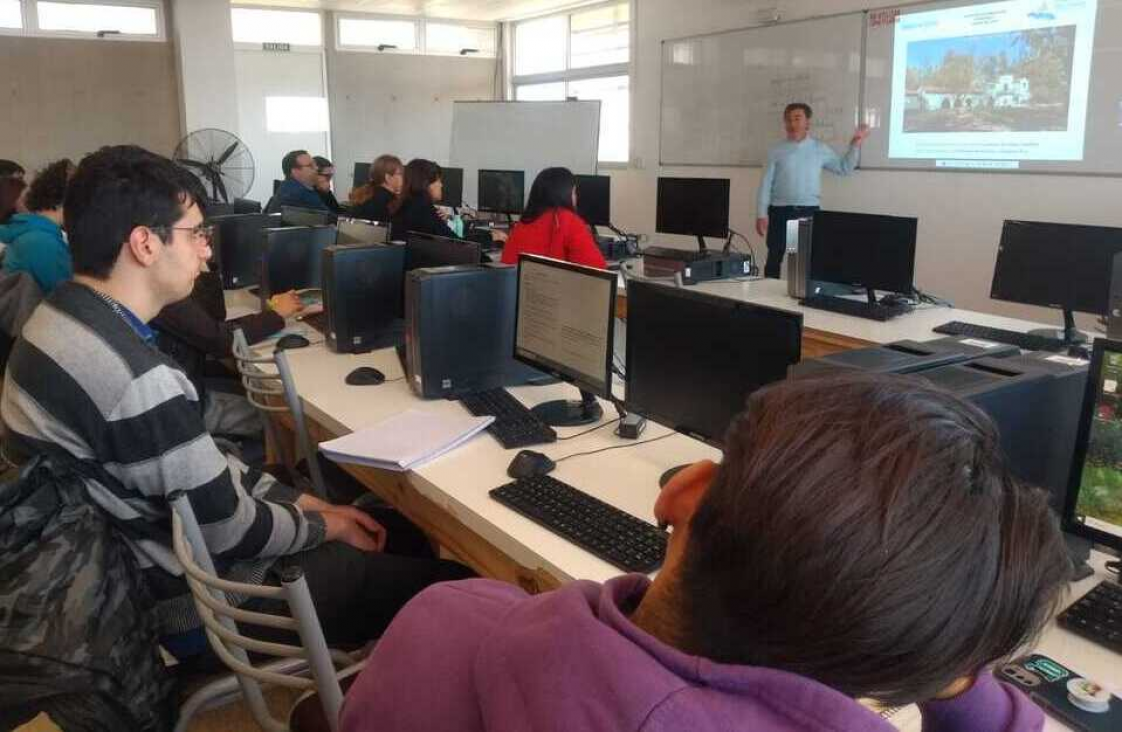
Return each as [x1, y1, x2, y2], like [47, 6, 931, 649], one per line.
[0, 159, 75, 294]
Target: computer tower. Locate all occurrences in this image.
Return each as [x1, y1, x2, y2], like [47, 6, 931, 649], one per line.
[404, 264, 542, 399]
[322, 243, 406, 353]
[211, 213, 281, 289]
[786, 217, 813, 299]
[1109, 251, 1122, 339]
[915, 353, 1088, 511]
[791, 336, 1018, 379]
[641, 250, 751, 284]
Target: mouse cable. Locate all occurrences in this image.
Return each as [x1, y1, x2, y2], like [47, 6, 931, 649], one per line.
[557, 417, 621, 441]
[554, 431, 675, 464]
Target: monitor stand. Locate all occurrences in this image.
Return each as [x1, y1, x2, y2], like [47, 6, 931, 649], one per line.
[1028, 308, 1088, 345]
[1065, 531, 1095, 582]
[531, 389, 603, 427]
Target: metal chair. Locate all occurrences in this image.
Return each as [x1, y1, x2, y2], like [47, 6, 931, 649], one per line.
[231, 328, 328, 499]
[169, 492, 362, 732]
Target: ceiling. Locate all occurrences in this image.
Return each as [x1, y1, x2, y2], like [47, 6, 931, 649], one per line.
[231, 0, 601, 22]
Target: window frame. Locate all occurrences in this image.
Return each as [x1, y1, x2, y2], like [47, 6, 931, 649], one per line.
[511, 0, 633, 166]
[334, 11, 498, 59]
[230, 4, 324, 51]
[1, 0, 166, 42]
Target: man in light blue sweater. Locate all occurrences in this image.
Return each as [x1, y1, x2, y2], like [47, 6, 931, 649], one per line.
[755, 103, 870, 278]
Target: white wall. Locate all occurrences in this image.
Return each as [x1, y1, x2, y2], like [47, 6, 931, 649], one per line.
[614, 0, 1122, 327]
[170, 0, 239, 135]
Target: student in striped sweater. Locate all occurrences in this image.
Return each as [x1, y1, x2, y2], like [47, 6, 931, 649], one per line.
[1, 145, 472, 658]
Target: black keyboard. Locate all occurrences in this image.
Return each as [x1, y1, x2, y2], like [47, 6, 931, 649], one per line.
[491, 475, 668, 573]
[299, 310, 328, 334]
[801, 294, 913, 321]
[458, 388, 557, 449]
[1057, 580, 1122, 653]
[932, 321, 1066, 352]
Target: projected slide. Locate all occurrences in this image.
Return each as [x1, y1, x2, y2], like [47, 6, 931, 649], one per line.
[887, 0, 1098, 166]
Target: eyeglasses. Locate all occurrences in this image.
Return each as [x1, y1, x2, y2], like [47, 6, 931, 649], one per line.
[151, 224, 215, 242]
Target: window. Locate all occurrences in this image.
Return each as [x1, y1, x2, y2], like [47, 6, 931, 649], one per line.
[338, 17, 416, 51]
[265, 96, 330, 134]
[231, 7, 322, 47]
[425, 22, 495, 56]
[0, 0, 21, 29]
[513, 1, 631, 163]
[36, 1, 158, 36]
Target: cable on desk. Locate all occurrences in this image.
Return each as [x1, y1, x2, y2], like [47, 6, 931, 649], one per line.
[557, 417, 621, 441]
[1106, 558, 1120, 577]
[554, 431, 675, 463]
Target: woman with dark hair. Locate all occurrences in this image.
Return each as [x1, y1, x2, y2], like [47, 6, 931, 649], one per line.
[341, 371, 1072, 732]
[350, 154, 403, 222]
[390, 158, 504, 245]
[0, 160, 26, 226]
[1, 159, 75, 293]
[500, 167, 605, 269]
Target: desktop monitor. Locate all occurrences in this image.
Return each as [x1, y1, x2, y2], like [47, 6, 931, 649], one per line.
[406, 232, 481, 271]
[281, 205, 336, 227]
[991, 220, 1122, 342]
[624, 279, 803, 449]
[441, 167, 464, 209]
[514, 254, 617, 425]
[337, 218, 390, 245]
[353, 162, 371, 190]
[575, 174, 611, 227]
[260, 226, 336, 299]
[655, 177, 730, 248]
[478, 170, 525, 215]
[1063, 338, 1122, 554]
[809, 210, 918, 297]
[211, 212, 281, 289]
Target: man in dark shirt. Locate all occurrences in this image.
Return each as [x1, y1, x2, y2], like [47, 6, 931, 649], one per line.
[271, 150, 328, 212]
[313, 156, 345, 214]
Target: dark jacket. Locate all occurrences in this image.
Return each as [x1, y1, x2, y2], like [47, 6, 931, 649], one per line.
[352, 186, 395, 223]
[390, 195, 456, 242]
[317, 188, 345, 214]
[274, 178, 328, 212]
[152, 272, 284, 400]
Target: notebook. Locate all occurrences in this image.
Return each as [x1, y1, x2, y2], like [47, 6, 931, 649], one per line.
[319, 409, 494, 472]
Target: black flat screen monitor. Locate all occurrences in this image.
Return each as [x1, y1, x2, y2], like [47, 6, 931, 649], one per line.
[624, 280, 802, 448]
[514, 254, 617, 399]
[809, 210, 918, 295]
[655, 177, 730, 240]
[281, 205, 336, 227]
[406, 232, 481, 271]
[478, 170, 525, 215]
[353, 162, 371, 190]
[261, 226, 337, 298]
[991, 220, 1122, 317]
[441, 167, 464, 209]
[1063, 338, 1122, 553]
[575, 174, 611, 227]
[212, 212, 281, 289]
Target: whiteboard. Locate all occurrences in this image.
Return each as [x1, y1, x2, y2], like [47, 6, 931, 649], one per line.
[659, 14, 866, 167]
[450, 101, 601, 209]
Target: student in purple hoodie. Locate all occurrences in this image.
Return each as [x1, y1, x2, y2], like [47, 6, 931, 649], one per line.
[341, 372, 1071, 732]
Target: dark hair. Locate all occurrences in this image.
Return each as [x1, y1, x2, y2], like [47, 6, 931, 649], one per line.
[390, 159, 442, 214]
[0, 160, 24, 179]
[784, 102, 813, 119]
[282, 150, 310, 179]
[64, 145, 208, 279]
[521, 167, 578, 224]
[677, 372, 1070, 706]
[25, 158, 74, 213]
[349, 154, 402, 206]
[313, 156, 333, 173]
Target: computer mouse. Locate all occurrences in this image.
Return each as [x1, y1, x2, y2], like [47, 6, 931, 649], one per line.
[346, 366, 386, 386]
[507, 450, 556, 480]
[275, 334, 310, 350]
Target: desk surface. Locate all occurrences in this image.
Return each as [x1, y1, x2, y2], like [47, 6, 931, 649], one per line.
[228, 287, 1119, 731]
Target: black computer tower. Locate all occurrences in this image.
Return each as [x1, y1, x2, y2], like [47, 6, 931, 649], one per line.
[322, 243, 406, 353]
[791, 336, 1018, 379]
[404, 264, 542, 399]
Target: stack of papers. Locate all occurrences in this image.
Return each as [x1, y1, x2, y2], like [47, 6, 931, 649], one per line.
[319, 409, 494, 472]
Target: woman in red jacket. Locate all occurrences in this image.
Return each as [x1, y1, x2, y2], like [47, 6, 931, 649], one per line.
[501, 167, 607, 269]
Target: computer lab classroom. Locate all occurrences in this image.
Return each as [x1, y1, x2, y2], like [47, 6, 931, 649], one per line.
[1, 0, 1121, 731]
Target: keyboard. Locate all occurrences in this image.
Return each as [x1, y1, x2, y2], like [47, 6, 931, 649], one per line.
[1057, 580, 1122, 653]
[932, 321, 1066, 352]
[490, 475, 668, 573]
[299, 310, 328, 335]
[801, 294, 913, 321]
[458, 388, 557, 449]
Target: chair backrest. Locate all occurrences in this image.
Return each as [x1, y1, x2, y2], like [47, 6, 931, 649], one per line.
[170, 492, 347, 732]
[232, 328, 328, 499]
